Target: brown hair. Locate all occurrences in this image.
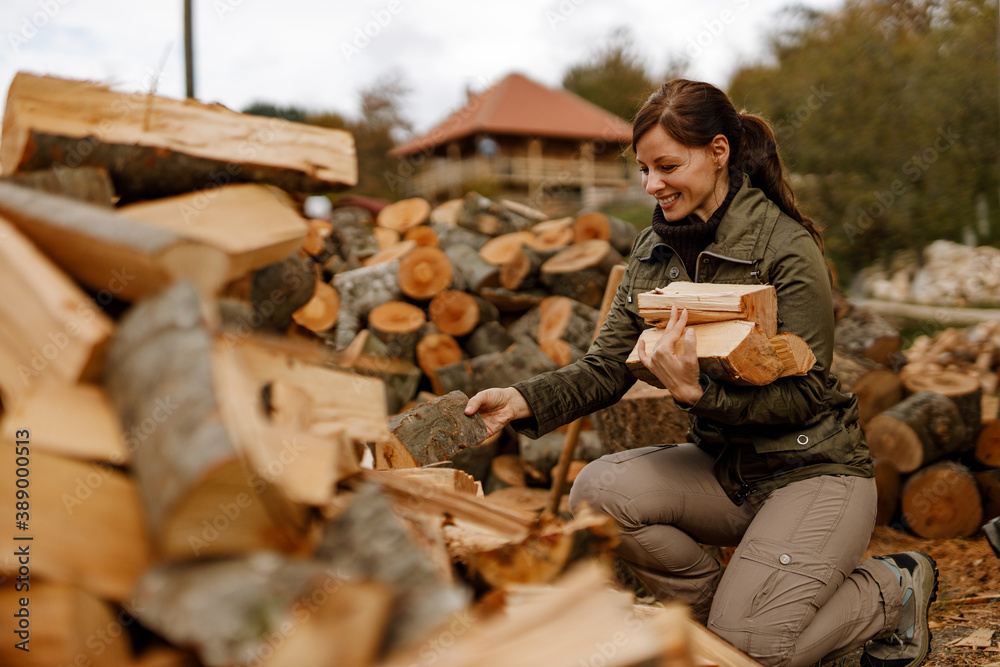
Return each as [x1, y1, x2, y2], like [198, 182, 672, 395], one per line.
[632, 79, 823, 251]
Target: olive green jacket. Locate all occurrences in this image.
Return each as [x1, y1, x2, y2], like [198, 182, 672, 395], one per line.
[511, 176, 873, 504]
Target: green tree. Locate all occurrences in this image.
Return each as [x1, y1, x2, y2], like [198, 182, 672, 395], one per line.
[562, 27, 659, 121]
[728, 0, 999, 281]
[241, 102, 309, 123]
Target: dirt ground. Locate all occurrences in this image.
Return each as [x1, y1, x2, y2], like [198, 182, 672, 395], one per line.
[828, 525, 1000, 667]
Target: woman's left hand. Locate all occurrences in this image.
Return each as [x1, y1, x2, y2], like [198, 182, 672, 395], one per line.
[636, 306, 704, 405]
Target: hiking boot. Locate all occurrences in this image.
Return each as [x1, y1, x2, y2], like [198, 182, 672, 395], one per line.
[861, 551, 938, 667]
[983, 517, 1000, 558]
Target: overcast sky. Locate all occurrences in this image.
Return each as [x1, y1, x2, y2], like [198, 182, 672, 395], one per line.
[0, 0, 845, 135]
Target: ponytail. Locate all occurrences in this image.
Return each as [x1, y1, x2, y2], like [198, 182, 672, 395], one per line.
[734, 112, 824, 252]
[632, 80, 824, 253]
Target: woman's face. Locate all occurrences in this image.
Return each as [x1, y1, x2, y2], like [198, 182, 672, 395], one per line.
[636, 124, 727, 223]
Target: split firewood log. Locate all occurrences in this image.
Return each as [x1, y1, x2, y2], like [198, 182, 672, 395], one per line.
[478, 287, 546, 314]
[376, 197, 431, 233]
[0, 165, 115, 205]
[834, 304, 902, 366]
[363, 239, 417, 267]
[367, 301, 426, 361]
[416, 331, 464, 391]
[901, 460, 982, 538]
[1, 72, 356, 200]
[249, 254, 317, 333]
[104, 281, 309, 559]
[430, 198, 463, 225]
[330, 206, 379, 262]
[402, 224, 439, 247]
[591, 381, 690, 454]
[627, 321, 784, 387]
[529, 217, 575, 254]
[398, 246, 453, 300]
[0, 582, 133, 667]
[0, 213, 113, 400]
[386, 390, 491, 467]
[291, 280, 339, 333]
[334, 330, 422, 412]
[317, 483, 471, 654]
[464, 321, 515, 358]
[332, 260, 403, 349]
[479, 231, 536, 266]
[457, 192, 535, 236]
[428, 290, 499, 338]
[507, 296, 598, 352]
[0, 382, 127, 464]
[500, 245, 545, 291]
[539, 240, 623, 308]
[572, 211, 638, 255]
[444, 243, 500, 293]
[902, 370, 982, 447]
[865, 391, 969, 473]
[637, 282, 777, 338]
[769, 332, 817, 377]
[0, 449, 150, 602]
[434, 337, 559, 397]
[832, 349, 903, 427]
[131, 554, 389, 667]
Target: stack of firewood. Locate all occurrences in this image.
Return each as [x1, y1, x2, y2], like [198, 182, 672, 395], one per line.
[0, 73, 758, 667]
[831, 293, 1000, 540]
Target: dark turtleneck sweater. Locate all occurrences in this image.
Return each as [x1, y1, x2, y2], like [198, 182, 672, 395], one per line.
[650, 171, 742, 276]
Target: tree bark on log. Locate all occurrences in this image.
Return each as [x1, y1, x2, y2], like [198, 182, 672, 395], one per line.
[368, 301, 426, 362]
[902, 370, 982, 447]
[832, 349, 903, 427]
[430, 222, 490, 251]
[479, 287, 546, 314]
[573, 211, 637, 255]
[332, 260, 403, 349]
[976, 420, 1000, 467]
[976, 468, 1000, 522]
[104, 281, 306, 559]
[0, 181, 234, 301]
[444, 243, 500, 293]
[317, 483, 470, 655]
[457, 192, 534, 236]
[834, 304, 902, 366]
[433, 337, 558, 397]
[540, 240, 623, 308]
[865, 391, 968, 473]
[331, 206, 379, 261]
[901, 460, 983, 538]
[250, 255, 317, 333]
[2, 72, 356, 200]
[465, 321, 515, 358]
[508, 296, 598, 352]
[1, 165, 115, 205]
[387, 390, 491, 466]
[591, 381, 689, 454]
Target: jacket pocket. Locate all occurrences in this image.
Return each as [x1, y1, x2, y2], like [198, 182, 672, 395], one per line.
[746, 413, 860, 471]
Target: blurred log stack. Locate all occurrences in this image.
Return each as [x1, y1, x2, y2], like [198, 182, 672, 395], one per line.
[830, 291, 1000, 540]
[0, 73, 757, 667]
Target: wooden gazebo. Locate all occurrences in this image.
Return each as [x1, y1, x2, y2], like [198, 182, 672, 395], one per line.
[388, 73, 636, 213]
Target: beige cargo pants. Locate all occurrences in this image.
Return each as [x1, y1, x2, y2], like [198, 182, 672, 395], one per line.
[568, 443, 903, 667]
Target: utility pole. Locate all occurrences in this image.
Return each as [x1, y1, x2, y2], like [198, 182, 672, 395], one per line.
[184, 0, 195, 98]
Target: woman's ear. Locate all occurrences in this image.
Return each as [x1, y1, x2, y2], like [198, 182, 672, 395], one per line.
[711, 134, 730, 167]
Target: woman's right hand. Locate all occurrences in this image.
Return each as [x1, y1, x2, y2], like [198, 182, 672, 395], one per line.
[464, 387, 533, 437]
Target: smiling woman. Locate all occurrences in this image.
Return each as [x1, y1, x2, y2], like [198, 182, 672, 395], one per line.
[465, 79, 939, 667]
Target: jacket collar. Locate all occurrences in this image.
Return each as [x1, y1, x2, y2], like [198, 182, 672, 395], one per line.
[633, 173, 781, 265]
[704, 173, 780, 263]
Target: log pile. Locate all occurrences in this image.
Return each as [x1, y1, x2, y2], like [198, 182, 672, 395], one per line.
[832, 296, 1000, 540]
[0, 73, 763, 667]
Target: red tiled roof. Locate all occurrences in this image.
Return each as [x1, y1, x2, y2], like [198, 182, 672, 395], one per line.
[389, 72, 633, 157]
